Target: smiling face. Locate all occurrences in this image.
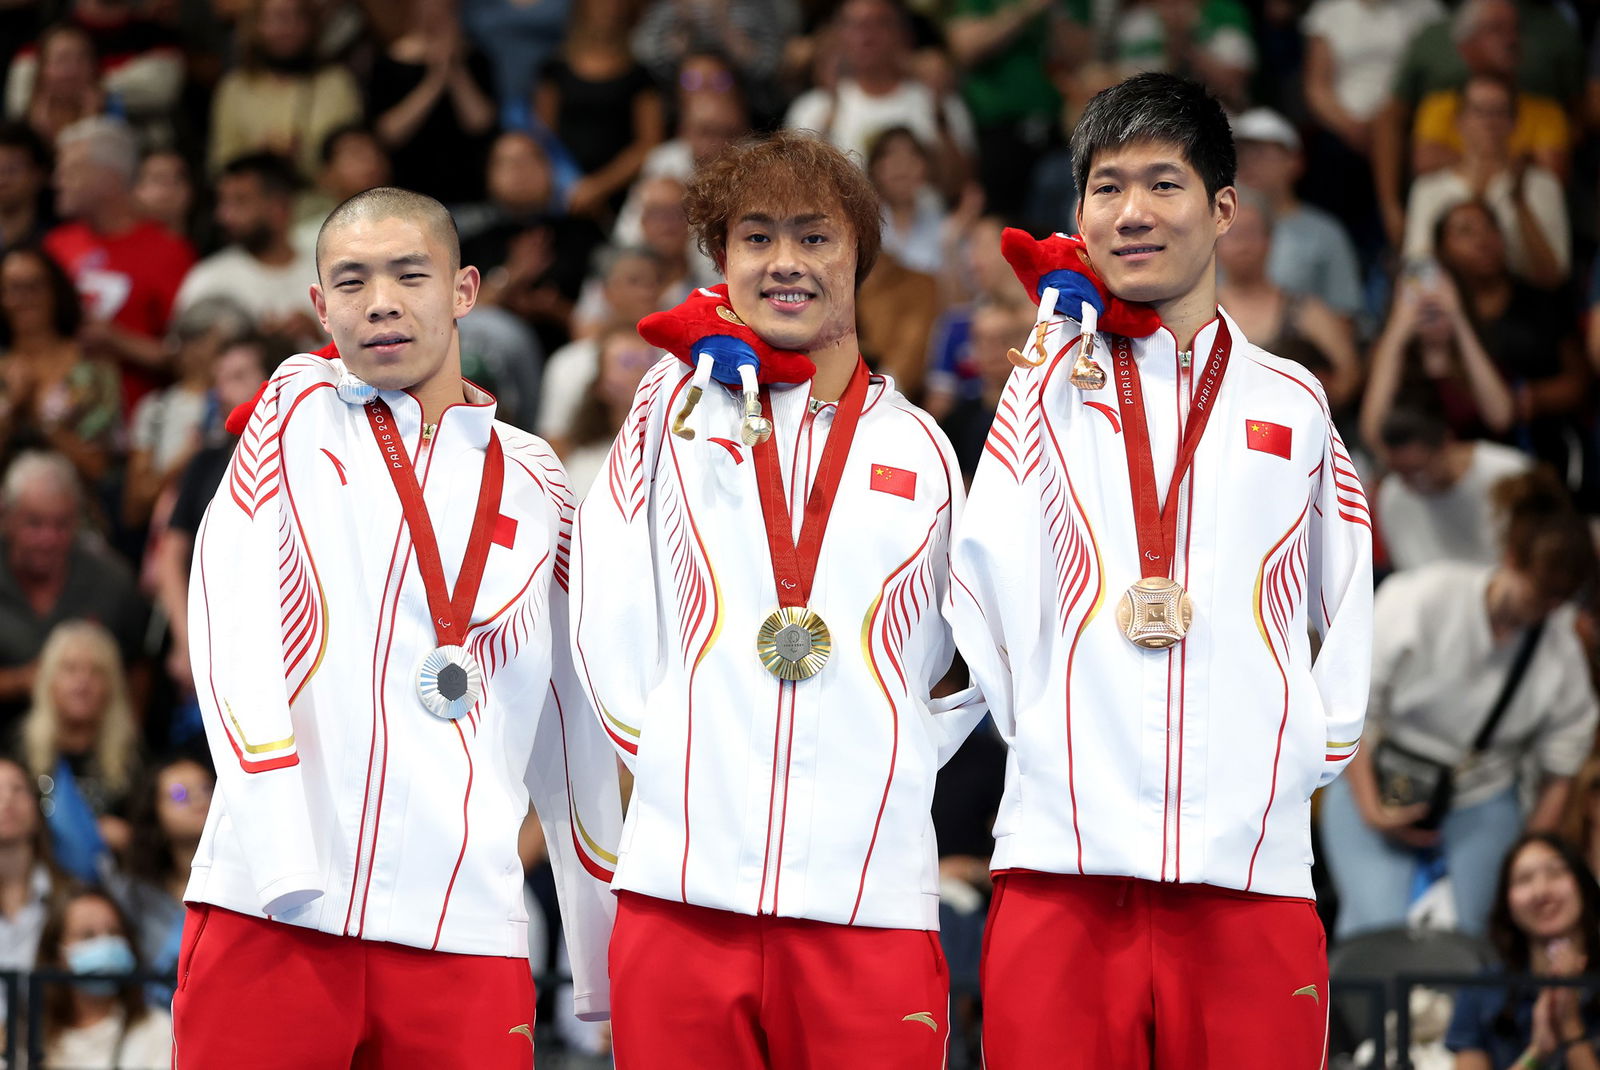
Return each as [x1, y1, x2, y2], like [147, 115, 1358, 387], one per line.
[1507, 840, 1585, 943]
[723, 199, 858, 357]
[1076, 138, 1236, 325]
[311, 214, 478, 397]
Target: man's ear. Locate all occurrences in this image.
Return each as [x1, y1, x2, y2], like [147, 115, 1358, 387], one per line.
[1212, 185, 1239, 237]
[309, 283, 330, 335]
[454, 265, 481, 320]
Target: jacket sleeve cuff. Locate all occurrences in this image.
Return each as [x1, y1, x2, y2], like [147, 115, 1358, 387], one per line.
[571, 990, 610, 1022]
[259, 874, 325, 916]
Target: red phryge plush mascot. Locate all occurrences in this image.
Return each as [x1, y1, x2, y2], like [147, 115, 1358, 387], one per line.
[998, 229, 1162, 388]
[637, 284, 811, 449]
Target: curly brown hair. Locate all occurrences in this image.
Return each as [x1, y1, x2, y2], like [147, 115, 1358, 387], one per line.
[684, 130, 882, 287]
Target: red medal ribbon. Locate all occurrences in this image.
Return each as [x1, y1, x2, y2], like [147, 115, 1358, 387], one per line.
[752, 360, 871, 609]
[364, 399, 505, 646]
[1111, 320, 1232, 578]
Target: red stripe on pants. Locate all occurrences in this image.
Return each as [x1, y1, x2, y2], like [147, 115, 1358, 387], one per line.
[609, 891, 950, 1070]
[980, 873, 1328, 1070]
[171, 904, 537, 1069]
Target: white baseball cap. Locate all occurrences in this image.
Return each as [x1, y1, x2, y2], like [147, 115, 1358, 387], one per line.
[1232, 108, 1300, 152]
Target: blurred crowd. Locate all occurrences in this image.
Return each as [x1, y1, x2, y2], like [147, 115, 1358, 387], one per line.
[1, 0, 1600, 1065]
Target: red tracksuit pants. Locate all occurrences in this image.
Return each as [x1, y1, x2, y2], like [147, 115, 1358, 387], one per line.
[609, 891, 950, 1069]
[171, 904, 538, 1068]
[980, 873, 1329, 1069]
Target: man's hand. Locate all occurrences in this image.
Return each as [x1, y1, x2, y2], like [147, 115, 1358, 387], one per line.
[1361, 800, 1441, 848]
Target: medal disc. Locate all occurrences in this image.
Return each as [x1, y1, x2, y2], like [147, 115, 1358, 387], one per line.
[1115, 577, 1194, 649]
[416, 645, 484, 719]
[756, 607, 831, 680]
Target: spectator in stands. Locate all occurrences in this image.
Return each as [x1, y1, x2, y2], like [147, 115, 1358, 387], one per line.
[460, 0, 573, 129]
[0, 453, 147, 723]
[4, 0, 183, 146]
[0, 123, 53, 255]
[1300, 0, 1443, 256]
[0, 755, 62, 972]
[152, 335, 272, 707]
[174, 152, 321, 350]
[369, 0, 497, 206]
[207, 0, 362, 180]
[1373, 0, 1578, 247]
[784, 0, 975, 181]
[923, 214, 1012, 422]
[1107, 0, 1257, 111]
[1436, 198, 1589, 487]
[1361, 252, 1514, 453]
[110, 752, 213, 987]
[8, 24, 105, 148]
[1232, 107, 1365, 323]
[1561, 757, 1600, 881]
[631, 0, 798, 115]
[20, 619, 142, 882]
[536, 0, 664, 220]
[0, 247, 120, 485]
[43, 117, 195, 414]
[292, 122, 392, 244]
[1446, 833, 1600, 1067]
[560, 324, 660, 498]
[868, 126, 946, 277]
[940, 298, 1032, 477]
[537, 245, 665, 446]
[130, 150, 195, 243]
[945, 0, 1071, 217]
[1216, 191, 1363, 410]
[611, 89, 750, 248]
[634, 174, 712, 301]
[1403, 73, 1568, 290]
[121, 298, 252, 534]
[1320, 468, 1600, 939]
[857, 246, 939, 402]
[1374, 406, 1531, 572]
[36, 886, 171, 1069]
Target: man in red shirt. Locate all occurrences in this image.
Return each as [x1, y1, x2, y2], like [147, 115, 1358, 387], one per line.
[43, 116, 195, 414]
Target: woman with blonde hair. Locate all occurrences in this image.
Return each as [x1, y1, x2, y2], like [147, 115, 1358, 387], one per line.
[19, 620, 140, 883]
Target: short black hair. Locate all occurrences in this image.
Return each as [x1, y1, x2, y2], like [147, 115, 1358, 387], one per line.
[1071, 72, 1236, 203]
[316, 186, 461, 279]
[1379, 405, 1451, 451]
[219, 151, 302, 199]
[0, 121, 50, 173]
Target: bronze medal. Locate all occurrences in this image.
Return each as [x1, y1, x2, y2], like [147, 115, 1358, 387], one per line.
[1116, 577, 1194, 650]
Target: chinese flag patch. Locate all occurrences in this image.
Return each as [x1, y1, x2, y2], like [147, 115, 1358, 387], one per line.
[492, 514, 518, 549]
[870, 464, 916, 500]
[1246, 420, 1292, 460]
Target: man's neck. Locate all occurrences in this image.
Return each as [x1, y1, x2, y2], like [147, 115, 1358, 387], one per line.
[1151, 268, 1221, 354]
[248, 237, 297, 268]
[412, 352, 468, 425]
[1266, 188, 1297, 216]
[807, 329, 862, 402]
[852, 70, 901, 97]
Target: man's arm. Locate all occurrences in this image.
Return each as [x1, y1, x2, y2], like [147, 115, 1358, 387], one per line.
[568, 360, 676, 768]
[526, 459, 622, 1022]
[1307, 404, 1374, 787]
[187, 366, 323, 913]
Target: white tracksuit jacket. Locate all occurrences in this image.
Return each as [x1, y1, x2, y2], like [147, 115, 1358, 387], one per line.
[187, 354, 622, 1019]
[946, 310, 1372, 899]
[571, 354, 985, 931]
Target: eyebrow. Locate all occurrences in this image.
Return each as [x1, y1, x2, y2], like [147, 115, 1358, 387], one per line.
[735, 212, 831, 227]
[1088, 161, 1189, 181]
[326, 252, 434, 277]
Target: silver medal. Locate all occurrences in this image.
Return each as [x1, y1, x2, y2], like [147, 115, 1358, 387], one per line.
[416, 645, 484, 720]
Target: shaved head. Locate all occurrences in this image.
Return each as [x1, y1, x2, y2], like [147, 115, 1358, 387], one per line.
[316, 186, 461, 282]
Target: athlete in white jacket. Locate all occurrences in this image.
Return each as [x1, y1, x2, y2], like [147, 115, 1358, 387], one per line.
[572, 132, 982, 1069]
[945, 75, 1372, 1069]
[173, 188, 622, 1069]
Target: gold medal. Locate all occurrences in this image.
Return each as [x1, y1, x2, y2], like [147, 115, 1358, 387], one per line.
[756, 607, 831, 680]
[1116, 577, 1193, 649]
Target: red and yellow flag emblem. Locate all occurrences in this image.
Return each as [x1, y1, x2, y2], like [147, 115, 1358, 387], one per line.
[870, 464, 916, 500]
[1245, 419, 1292, 460]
